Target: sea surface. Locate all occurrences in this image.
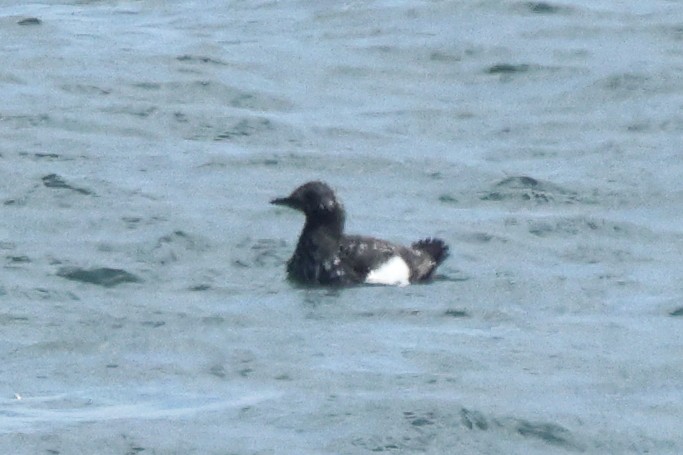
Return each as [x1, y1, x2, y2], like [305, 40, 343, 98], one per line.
[2, 1, 683, 453]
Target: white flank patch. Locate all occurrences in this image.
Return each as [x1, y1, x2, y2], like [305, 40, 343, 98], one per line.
[365, 256, 410, 287]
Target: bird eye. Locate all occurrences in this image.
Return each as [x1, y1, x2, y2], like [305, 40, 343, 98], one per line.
[319, 199, 335, 211]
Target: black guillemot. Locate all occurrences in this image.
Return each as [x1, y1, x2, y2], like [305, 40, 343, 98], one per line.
[271, 181, 449, 286]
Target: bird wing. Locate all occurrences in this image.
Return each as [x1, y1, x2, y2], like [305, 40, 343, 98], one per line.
[339, 235, 400, 277]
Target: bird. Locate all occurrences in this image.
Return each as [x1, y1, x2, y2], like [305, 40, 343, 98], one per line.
[270, 181, 449, 286]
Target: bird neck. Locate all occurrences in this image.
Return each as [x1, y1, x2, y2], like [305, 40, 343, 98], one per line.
[301, 208, 345, 241]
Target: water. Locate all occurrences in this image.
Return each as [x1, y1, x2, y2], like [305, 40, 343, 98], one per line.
[2, 1, 683, 453]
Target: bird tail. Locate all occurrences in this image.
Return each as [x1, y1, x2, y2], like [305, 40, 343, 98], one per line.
[411, 238, 449, 266]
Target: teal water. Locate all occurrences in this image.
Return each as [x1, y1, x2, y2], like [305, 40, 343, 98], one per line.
[1, 1, 682, 453]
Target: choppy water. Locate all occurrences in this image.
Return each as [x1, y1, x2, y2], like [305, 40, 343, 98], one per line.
[2, 1, 683, 453]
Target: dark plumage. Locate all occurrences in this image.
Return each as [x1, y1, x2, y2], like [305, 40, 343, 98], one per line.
[271, 181, 449, 286]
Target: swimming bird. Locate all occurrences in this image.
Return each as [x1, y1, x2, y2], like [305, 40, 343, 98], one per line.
[271, 181, 449, 286]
